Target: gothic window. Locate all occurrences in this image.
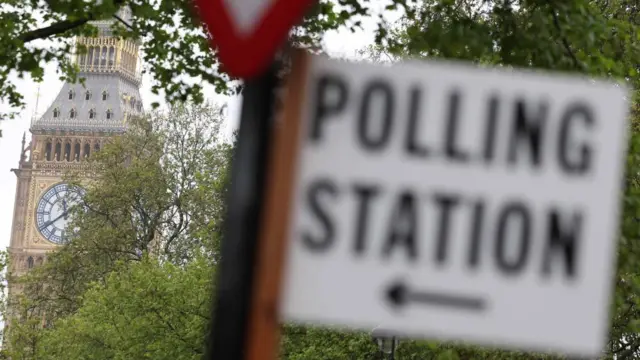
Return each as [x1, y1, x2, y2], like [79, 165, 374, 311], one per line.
[94, 143, 100, 152]
[89, 109, 96, 119]
[68, 90, 75, 100]
[54, 143, 61, 161]
[106, 109, 113, 120]
[93, 47, 100, 66]
[74, 143, 81, 161]
[101, 47, 107, 66]
[87, 46, 94, 65]
[27, 257, 34, 269]
[45, 141, 52, 161]
[85, 91, 91, 100]
[102, 91, 108, 101]
[69, 108, 76, 119]
[53, 108, 60, 118]
[84, 143, 91, 158]
[129, 53, 135, 72]
[108, 47, 115, 66]
[64, 143, 71, 161]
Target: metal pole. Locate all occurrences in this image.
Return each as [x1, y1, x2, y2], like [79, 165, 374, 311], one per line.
[205, 64, 279, 360]
[389, 337, 396, 360]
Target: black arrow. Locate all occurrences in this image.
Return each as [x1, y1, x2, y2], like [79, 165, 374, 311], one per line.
[386, 280, 487, 312]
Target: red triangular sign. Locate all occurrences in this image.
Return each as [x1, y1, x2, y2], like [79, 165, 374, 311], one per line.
[194, 0, 317, 79]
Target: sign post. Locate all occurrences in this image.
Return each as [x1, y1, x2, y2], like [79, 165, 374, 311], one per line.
[245, 51, 310, 360]
[194, 0, 317, 359]
[206, 64, 280, 360]
[274, 52, 629, 357]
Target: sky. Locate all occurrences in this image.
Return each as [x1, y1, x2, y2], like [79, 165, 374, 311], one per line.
[0, 3, 398, 254]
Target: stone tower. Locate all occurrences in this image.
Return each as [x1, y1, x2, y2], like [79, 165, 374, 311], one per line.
[5, 7, 143, 328]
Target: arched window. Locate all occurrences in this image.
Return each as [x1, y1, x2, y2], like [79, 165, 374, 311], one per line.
[70, 108, 76, 119]
[106, 109, 113, 120]
[84, 144, 91, 158]
[53, 108, 60, 118]
[108, 47, 115, 66]
[89, 109, 96, 119]
[93, 47, 100, 66]
[101, 47, 107, 66]
[45, 141, 52, 161]
[85, 91, 91, 100]
[74, 143, 81, 161]
[68, 90, 74, 100]
[87, 46, 94, 65]
[64, 143, 71, 161]
[94, 143, 100, 152]
[54, 143, 61, 161]
[27, 257, 34, 269]
[102, 91, 108, 101]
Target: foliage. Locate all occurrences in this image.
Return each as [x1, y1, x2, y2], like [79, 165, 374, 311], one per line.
[280, 325, 564, 359]
[281, 324, 379, 360]
[36, 255, 213, 360]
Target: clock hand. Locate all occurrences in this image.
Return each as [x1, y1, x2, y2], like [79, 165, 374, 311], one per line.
[40, 210, 69, 230]
[38, 219, 52, 230]
[63, 200, 68, 220]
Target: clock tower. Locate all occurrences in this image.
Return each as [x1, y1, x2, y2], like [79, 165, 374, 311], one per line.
[5, 7, 143, 326]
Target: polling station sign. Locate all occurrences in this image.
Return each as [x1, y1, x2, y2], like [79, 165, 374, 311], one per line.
[274, 53, 629, 357]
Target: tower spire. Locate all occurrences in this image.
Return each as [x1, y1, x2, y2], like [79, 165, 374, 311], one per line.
[31, 85, 41, 125]
[20, 132, 26, 163]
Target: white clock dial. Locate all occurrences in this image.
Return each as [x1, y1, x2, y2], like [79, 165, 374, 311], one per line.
[35, 183, 85, 244]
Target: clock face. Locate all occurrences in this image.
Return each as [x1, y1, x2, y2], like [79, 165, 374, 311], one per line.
[35, 183, 85, 244]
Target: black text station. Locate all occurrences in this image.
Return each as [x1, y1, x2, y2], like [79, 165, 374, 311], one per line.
[301, 181, 581, 280]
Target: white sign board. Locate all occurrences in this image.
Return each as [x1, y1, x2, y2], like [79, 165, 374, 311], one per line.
[279, 54, 629, 356]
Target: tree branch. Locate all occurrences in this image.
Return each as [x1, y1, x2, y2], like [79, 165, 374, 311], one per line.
[19, 17, 94, 43]
[550, 7, 586, 71]
[617, 340, 640, 360]
[18, 0, 126, 43]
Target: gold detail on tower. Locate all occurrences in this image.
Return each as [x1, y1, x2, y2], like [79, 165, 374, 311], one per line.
[74, 36, 141, 85]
